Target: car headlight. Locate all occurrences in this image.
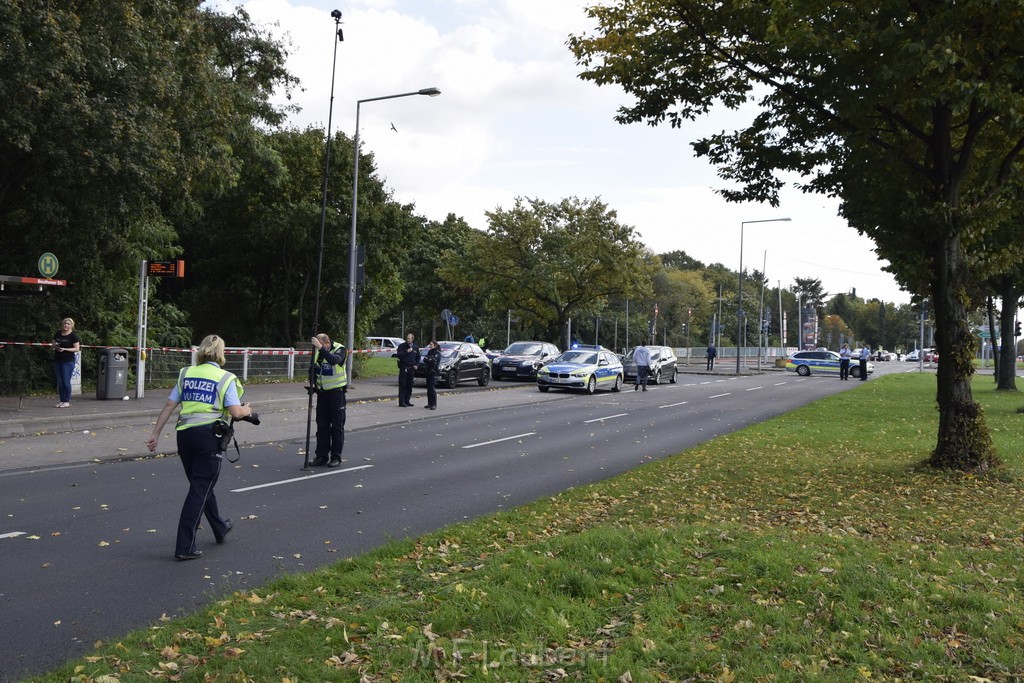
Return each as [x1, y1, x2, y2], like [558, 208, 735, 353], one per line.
[571, 370, 588, 377]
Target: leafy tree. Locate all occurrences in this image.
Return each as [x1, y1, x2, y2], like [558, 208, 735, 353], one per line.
[0, 1, 296, 351]
[792, 278, 826, 310]
[178, 127, 421, 348]
[570, 0, 1024, 469]
[382, 213, 486, 342]
[659, 249, 705, 271]
[439, 197, 652, 349]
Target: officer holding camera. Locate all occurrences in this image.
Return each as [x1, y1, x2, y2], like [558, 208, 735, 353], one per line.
[147, 335, 257, 561]
[310, 333, 348, 467]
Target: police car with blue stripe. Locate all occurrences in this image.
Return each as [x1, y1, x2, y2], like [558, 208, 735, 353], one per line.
[537, 344, 624, 394]
[785, 349, 873, 378]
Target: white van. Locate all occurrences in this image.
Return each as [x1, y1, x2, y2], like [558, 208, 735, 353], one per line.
[365, 336, 404, 358]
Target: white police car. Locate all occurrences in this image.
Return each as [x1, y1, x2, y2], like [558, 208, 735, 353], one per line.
[537, 345, 624, 394]
[785, 350, 873, 378]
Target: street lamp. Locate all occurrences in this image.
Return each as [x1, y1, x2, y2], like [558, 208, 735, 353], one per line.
[346, 87, 441, 379]
[737, 217, 791, 373]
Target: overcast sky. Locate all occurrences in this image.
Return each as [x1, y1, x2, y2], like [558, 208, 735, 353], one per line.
[214, 0, 911, 304]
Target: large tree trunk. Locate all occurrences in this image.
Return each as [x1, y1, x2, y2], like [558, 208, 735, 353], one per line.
[997, 284, 1020, 391]
[928, 235, 999, 470]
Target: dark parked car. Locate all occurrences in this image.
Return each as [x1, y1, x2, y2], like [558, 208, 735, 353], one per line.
[622, 345, 679, 385]
[491, 341, 560, 380]
[413, 341, 490, 387]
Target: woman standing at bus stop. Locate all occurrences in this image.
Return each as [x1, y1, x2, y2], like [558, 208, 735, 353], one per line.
[53, 317, 80, 408]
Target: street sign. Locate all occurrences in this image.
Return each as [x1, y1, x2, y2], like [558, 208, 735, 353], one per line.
[38, 252, 59, 278]
[145, 260, 185, 277]
[449, 314, 459, 326]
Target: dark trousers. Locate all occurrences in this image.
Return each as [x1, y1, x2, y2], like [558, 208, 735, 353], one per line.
[426, 373, 438, 408]
[706, 356, 715, 371]
[315, 389, 346, 460]
[176, 425, 229, 555]
[637, 365, 650, 390]
[839, 359, 850, 380]
[399, 366, 415, 405]
[859, 358, 868, 380]
[54, 361, 74, 402]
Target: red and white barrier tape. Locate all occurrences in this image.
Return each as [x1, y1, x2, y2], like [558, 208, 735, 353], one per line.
[1, 341, 381, 356]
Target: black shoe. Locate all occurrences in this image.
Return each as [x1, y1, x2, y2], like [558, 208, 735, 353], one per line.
[327, 459, 342, 468]
[175, 550, 203, 561]
[407, 402, 415, 406]
[216, 520, 233, 544]
[634, 384, 639, 391]
[398, 402, 408, 407]
[642, 388, 647, 391]
[310, 458, 328, 466]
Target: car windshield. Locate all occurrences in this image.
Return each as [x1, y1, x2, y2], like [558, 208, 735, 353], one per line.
[504, 342, 543, 355]
[556, 351, 597, 365]
[420, 345, 460, 359]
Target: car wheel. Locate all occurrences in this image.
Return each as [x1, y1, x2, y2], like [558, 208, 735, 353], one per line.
[478, 371, 490, 386]
[538, 384, 549, 392]
[669, 367, 677, 384]
[850, 366, 861, 379]
[652, 369, 662, 385]
[796, 365, 811, 377]
[446, 369, 458, 387]
[584, 376, 597, 395]
[612, 374, 622, 392]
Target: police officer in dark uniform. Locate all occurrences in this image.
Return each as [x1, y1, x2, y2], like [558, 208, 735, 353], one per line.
[424, 339, 441, 410]
[396, 332, 419, 407]
[310, 333, 348, 466]
[147, 334, 256, 561]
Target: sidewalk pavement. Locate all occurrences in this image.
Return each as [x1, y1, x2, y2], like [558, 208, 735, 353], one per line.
[0, 378, 401, 440]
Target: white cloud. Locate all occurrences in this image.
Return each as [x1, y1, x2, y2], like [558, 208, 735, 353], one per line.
[225, 0, 911, 304]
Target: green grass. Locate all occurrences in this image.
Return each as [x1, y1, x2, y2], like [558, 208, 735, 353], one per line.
[353, 355, 398, 380]
[36, 375, 1024, 682]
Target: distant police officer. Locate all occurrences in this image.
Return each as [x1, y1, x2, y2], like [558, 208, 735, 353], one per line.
[424, 339, 441, 410]
[839, 343, 852, 380]
[310, 333, 348, 467]
[147, 335, 255, 561]
[858, 345, 870, 381]
[396, 333, 419, 407]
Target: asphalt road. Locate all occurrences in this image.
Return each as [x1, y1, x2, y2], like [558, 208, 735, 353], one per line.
[0, 366, 906, 681]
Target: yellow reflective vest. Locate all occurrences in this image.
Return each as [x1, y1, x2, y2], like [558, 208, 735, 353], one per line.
[314, 342, 348, 391]
[176, 362, 243, 430]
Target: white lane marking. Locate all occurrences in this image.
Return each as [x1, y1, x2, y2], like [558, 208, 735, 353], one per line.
[1, 531, 27, 539]
[231, 465, 374, 492]
[583, 413, 627, 424]
[746, 386, 763, 391]
[774, 382, 787, 386]
[699, 381, 712, 385]
[660, 401, 689, 408]
[462, 432, 537, 449]
[708, 393, 731, 399]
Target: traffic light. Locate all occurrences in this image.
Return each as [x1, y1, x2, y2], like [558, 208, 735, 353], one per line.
[1016, 321, 1021, 337]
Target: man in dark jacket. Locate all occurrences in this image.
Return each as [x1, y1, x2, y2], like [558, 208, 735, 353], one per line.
[706, 344, 717, 371]
[395, 333, 419, 407]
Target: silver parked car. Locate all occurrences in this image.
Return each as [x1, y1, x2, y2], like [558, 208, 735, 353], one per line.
[622, 345, 678, 385]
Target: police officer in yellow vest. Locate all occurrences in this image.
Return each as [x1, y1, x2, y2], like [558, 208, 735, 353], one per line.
[147, 335, 255, 561]
[310, 333, 348, 467]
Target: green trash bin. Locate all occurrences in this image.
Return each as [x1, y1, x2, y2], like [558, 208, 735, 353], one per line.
[97, 349, 129, 400]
